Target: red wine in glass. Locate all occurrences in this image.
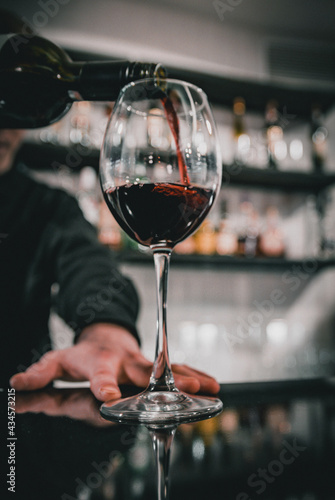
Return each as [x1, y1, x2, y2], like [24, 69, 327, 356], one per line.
[103, 182, 215, 248]
[104, 90, 214, 247]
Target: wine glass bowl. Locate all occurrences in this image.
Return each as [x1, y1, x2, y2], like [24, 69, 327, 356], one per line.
[100, 79, 223, 423]
[100, 79, 221, 250]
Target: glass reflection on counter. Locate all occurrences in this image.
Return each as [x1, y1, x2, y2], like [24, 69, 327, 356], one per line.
[10, 384, 335, 500]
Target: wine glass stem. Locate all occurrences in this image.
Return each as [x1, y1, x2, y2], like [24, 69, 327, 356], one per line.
[149, 426, 176, 500]
[149, 249, 176, 392]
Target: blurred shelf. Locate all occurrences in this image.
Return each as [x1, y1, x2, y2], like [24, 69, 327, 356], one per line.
[224, 165, 335, 193]
[122, 377, 335, 403]
[218, 377, 335, 405]
[67, 48, 335, 118]
[116, 251, 335, 272]
[17, 142, 335, 193]
[168, 67, 335, 118]
[16, 142, 100, 172]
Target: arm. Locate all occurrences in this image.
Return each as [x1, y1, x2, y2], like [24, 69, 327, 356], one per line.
[45, 191, 140, 342]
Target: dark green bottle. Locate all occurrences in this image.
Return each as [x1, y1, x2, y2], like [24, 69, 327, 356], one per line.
[0, 33, 165, 128]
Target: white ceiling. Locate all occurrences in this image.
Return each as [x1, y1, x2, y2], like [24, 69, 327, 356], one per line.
[153, 0, 335, 40]
[2, 0, 335, 41]
[0, 0, 335, 40]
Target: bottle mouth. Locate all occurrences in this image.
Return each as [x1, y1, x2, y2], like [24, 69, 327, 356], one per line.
[154, 63, 167, 91]
[124, 62, 167, 89]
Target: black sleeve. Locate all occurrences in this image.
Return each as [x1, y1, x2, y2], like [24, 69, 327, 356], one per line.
[40, 189, 140, 344]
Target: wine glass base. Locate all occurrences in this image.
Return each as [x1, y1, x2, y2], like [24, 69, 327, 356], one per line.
[100, 390, 223, 424]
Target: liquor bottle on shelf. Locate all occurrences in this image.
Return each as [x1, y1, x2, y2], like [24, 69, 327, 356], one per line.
[232, 97, 250, 165]
[264, 100, 285, 170]
[216, 199, 238, 256]
[216, 219, 238, 256]
[236, 198, 259, 257]
[174, 234, 196, 255]
[244, 205, 261, 258]
[259, 206, 285, 258]
[147, 107, 169, 149]
[77, 166, 100, 226]
[0, 33, 166, 128]
[310, 104, 328, 173]
[194, 219, 217, 255]
[38, 119, 63, 145]
[69, 101, 91, 147]
[236, 200, 248, 256]
[314, 191, 335, 258]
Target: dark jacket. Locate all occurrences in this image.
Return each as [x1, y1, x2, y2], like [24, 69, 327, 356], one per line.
[0, 165, 139, 380]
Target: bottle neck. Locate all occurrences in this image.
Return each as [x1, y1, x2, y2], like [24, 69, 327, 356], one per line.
[0, 34, 166, 102]
[77, 61, 166, 101]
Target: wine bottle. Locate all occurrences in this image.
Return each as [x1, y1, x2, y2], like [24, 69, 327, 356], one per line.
[216, 199, 238, 256]
[0, 33, 166, 128]
[264, 99, 283, 170]
[232, 97, 250, 165]
[310, 103, 328, 173]
[259, 206, 285, 258]
[194, 219, 217, 255]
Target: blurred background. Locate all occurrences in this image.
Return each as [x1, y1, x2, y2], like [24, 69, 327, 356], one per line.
[2, 0, 335, 383]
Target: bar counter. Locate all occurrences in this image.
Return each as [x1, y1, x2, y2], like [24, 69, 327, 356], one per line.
[1, 378, 334, 499]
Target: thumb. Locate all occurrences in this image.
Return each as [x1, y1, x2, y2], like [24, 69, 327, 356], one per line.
[89, 369, 122, 402]
[10, 352, 63, 391]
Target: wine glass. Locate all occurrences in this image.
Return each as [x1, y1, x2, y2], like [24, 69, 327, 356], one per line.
[99, 78, 223, 423]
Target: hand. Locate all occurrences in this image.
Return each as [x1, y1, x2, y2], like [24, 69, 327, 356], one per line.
[10, 323, 220, 401]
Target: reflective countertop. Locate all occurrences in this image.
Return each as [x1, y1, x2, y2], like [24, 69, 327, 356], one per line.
[1, 379, 334, 500]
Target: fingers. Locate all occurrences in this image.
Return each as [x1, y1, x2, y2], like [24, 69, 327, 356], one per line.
[87, 351, 123, 401]
[121, 358, 219, 395]
[123, 355, 153, 388]
[10, 352, 64, 391]
[89, 369, 122, 401]
[172, 364, 220, 394]
[91, 352, 152, 401]
[173, 373, 201, 393]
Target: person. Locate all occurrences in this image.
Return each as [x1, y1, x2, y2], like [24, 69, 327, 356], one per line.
[0, 128, 220, 400]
